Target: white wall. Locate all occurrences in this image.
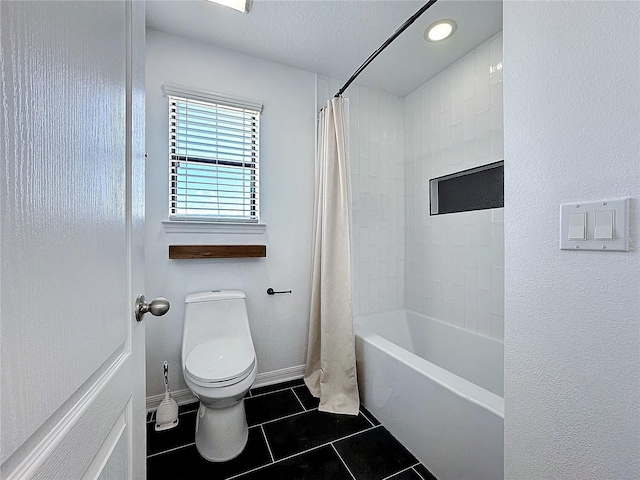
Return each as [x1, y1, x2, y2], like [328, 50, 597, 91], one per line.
[404, 34, 504, 340]
[504, 2, 639, 478]
[317, 78, 406, 316]
[145, 30, 316, 398]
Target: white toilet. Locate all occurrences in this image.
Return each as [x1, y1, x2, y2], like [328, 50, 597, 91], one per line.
[181, 290, 257, 462]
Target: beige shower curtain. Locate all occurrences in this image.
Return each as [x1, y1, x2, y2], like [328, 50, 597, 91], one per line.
[304, 96, 360, 416]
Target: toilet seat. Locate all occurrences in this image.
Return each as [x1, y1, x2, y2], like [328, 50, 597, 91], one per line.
[185, 339, 255, 387]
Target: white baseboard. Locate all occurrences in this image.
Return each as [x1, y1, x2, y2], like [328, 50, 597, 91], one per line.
[146, 389, 198, 412]
[252, 364, 305, 389]
[146, 365, 306, 412]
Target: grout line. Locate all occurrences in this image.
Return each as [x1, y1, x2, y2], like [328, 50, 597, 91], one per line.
[146, 442, 195, 459]
[260, 425, 275, 463]
[253, 408, 309, 428]
[381, 464, 420, 480]
[250, 407, 378, 442]
[248, 383, 304, 399]
[412, 464, 428, 480]
[269, 441, 328, 465]
[179, 407, 199, 416]
[148, 404, 199, 421]
[266, 412, 380, 451]
[331, 424, 380, 446]
[331, 444, 357, 480]
[253, 396, 378, 430]
[228, 424, 382, 479]
[227, 442, 329, 479]
[290, 388, 307, 410]
[226, 466, 262, 479]
[359, 408, 375, 427]
[225, 460, 274, 480]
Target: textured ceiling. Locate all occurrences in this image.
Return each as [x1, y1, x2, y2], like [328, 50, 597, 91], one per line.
[146, 0, 502, 97]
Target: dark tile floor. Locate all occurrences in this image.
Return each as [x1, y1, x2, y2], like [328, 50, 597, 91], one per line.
[147, 379, 437, 480]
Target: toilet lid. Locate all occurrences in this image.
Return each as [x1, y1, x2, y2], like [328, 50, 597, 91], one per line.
[185, 339, 255, 384]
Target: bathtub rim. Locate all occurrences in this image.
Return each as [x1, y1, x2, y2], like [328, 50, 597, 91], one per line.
[354, 313, 505, 419]
[356, 308, 505, 348]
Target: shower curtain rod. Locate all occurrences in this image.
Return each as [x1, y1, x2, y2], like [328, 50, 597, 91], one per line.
[334, 0, 439, 98]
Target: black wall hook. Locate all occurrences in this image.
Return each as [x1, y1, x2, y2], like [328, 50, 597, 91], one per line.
[267, 288, 292, 295]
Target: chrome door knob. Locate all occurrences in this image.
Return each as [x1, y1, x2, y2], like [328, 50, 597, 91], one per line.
[135, 295, 170, 322]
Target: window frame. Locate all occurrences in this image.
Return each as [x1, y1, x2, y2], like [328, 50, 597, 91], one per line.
[161, 83, 265, 233]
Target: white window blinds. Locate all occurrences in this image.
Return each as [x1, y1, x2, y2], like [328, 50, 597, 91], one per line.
[166, 86, 261, 223]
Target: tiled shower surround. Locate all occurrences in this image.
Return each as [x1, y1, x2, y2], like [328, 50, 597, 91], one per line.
[404, 33, 504, 339]
[322, 32, 504, 340]
[318, 75, 406, 317]
[348, 85, 406, 316]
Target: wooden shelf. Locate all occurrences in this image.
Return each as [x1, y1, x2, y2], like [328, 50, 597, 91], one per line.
[169, 245, 266, 259]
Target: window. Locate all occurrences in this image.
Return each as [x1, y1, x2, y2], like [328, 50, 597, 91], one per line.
[163, 84, 262, 224]
[430, 161, 504, 215]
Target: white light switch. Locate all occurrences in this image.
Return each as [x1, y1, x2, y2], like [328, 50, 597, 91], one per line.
[568, 212, 586, 240]
[560, 199, 630, 251]
[594, 210, 614, 240]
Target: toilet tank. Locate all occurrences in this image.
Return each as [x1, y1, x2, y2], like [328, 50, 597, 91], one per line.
[181, 290, 254, 367]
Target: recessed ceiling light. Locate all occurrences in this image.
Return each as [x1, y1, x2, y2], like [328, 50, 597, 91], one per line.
[205, 0, 252, 13]
[424, 19, 457, 43]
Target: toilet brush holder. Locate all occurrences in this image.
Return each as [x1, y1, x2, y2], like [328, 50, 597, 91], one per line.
[155, 361, 179, 432]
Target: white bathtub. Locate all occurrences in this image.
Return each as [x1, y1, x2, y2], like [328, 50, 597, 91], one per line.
[354, 310, 504, 480]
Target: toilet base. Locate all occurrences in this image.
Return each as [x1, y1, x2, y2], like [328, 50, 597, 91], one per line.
[194, 399, 249, 462]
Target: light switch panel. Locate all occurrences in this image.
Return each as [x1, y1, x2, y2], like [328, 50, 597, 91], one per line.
[560, 199, 630, 251]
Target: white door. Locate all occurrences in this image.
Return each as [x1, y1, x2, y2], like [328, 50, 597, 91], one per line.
[1, 1, 148, 479]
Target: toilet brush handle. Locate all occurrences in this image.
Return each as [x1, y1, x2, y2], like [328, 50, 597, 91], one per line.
[163, 361, 169, 388]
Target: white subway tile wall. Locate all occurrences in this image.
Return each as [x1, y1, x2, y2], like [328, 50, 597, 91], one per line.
[316, 32, 503, 339]
[347, 84, 406, 315]
[404, 33, 504, 340]
[318, 76, 406, 316]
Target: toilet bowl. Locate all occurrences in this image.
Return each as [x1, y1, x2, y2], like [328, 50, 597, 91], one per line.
[181, 290, 257, 462]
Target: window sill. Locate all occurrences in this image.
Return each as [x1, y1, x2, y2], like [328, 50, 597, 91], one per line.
[161, 220, 266, 234]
